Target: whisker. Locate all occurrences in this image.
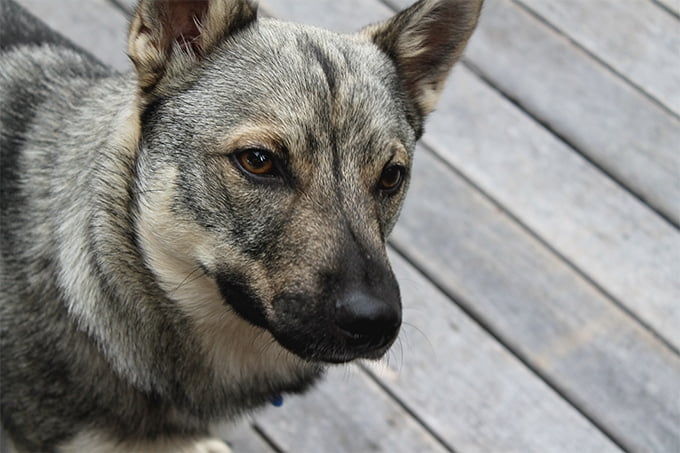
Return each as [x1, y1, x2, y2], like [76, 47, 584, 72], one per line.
[170, 265, 205, 295]
[400, 321, 434, 359]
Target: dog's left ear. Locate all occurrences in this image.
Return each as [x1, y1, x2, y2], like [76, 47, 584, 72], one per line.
[362, 0, 483, 120]
[129, 0, 258, 95]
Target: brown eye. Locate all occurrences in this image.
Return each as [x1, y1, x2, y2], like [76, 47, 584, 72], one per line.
[379, 164, 405, 193]
[236, 149, 277, 177]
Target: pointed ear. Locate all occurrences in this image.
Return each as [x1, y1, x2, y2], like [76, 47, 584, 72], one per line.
[362, 0, 482, 119]
[128, 0, 258, 94]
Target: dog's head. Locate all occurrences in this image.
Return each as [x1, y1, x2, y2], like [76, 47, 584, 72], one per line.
[129, 0, 481, 364]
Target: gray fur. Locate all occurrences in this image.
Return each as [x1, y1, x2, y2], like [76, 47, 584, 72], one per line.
[0, 0, 482, 450]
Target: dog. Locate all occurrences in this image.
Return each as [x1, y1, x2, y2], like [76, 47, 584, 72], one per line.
[0, 0, 482, 450]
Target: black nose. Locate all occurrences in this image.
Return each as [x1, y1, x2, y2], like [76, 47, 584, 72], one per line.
[335, 290, 401, 352]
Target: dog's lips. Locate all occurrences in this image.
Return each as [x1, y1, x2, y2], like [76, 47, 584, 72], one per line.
[267, 322, 400, 364]
[323, 342, 396, 364]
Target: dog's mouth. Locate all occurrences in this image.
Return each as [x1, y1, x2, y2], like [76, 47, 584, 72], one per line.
[216, 274, 401, 363]
[269, 309, 401, 364]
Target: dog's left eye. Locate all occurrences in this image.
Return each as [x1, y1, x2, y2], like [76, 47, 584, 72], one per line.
[234, 149, 280, 178]
[378, 164, 406, 194]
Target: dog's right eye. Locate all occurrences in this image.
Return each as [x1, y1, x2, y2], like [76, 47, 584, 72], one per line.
[234, 149, 280, 179]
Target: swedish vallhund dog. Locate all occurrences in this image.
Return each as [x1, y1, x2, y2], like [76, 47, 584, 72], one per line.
[0, 0, 482, 450]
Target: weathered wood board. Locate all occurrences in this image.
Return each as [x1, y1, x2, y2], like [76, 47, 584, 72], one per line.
[656, 0, 680, 16]
[462, 0, 680, 226]
[374, 252, 624, 453]
[261, 0, 389, 33]
[421, 64, 680, 352]
[17, 0, 131, 71]
[214, 421, 276, 452]
[518, 0, 680, 117]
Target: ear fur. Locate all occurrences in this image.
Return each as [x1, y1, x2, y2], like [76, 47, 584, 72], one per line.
[362, 0, 483, 119]
[128, 0, 258, 95]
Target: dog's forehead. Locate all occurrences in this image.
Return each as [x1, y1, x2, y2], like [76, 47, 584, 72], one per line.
[248, 19, 396, 96]
[197, 19, 415, 158]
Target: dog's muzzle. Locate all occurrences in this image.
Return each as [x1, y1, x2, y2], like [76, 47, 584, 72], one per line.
[262, 265, 402, 364]
[215, 235, 402, 363]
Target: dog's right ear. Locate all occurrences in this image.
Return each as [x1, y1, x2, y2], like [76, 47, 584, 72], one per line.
[128, 0, 257, 95]
[361, 0, 482, 128]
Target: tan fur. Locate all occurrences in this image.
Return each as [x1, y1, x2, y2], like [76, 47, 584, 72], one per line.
[59, 430, 232, 453]
[128, 13, 166, 91]
[135, 166, 309, 388]
[220, 123, 287, 155]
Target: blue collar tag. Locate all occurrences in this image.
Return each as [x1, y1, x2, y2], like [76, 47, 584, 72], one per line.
[271, 395, 284, 407]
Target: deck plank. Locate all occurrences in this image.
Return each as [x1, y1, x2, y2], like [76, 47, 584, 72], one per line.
[656, 0, 680, 16]
[109, 0, 135, 15]
[382, 0, 680, 350]
[16, 0, 131, 71]
[517, 0, 680, 117]
[261, 0, 389, 32]
[462, 0, 680, 226]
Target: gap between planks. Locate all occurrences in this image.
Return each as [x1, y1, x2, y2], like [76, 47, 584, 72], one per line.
[513, 0, 680, 121]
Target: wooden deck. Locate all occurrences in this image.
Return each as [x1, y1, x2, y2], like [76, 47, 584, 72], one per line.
[9, 0, 680, 451]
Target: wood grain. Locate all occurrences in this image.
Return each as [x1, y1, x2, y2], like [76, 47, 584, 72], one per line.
[518, 0, 680, 117]
[371, 251, 623, 452]
[16, 0, 131, 71]
[461, 0, 680, 226]
[421, 64, 680, 352]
